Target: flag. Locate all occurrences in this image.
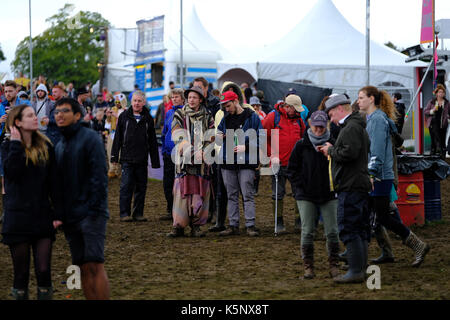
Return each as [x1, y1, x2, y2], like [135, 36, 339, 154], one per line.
[420, 0, 434, 44]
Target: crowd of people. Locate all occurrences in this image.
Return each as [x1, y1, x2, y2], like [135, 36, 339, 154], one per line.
[0, 73, 445, 299]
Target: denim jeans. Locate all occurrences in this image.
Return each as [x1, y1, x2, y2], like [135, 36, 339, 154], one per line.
[119, 162, 148, 218]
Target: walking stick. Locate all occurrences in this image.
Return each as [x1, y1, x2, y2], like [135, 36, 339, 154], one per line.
[272, 162, 280, 236]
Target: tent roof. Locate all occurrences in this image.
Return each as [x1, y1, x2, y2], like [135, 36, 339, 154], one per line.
[258, 0, 426, 67]
[165, 5, 234, 60]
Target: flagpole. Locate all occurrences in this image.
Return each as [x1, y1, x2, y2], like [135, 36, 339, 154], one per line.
[366, 0, 370, 86]
[29, 0, 33, 101]
[432, 0, 436, 89]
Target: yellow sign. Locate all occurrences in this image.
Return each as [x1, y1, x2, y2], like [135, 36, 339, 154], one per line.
[406, 184, 421, 203]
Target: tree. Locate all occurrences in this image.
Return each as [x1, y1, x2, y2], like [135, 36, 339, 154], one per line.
[385, 41, 402, 52]
[11, 4, 110, 87]
[0, 44, 5, 62]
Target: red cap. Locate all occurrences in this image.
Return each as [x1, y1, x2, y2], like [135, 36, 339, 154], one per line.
[220, 91, 239, 104]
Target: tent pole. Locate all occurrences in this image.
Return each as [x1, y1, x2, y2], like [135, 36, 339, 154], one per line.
[365, 0, 370, 86]
[180, 0, 184, 89]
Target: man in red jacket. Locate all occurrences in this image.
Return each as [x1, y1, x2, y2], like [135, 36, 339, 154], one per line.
[263, 94, 305, 233]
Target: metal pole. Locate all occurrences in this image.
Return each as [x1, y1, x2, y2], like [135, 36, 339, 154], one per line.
[366, 0, 370, 86]
[29, 0, 33, 101]
[404, 58, 434, 123]
[180, 0, 184, 88]
[432, 0, 437, 89]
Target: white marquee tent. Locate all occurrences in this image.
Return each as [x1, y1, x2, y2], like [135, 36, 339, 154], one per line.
[218, 0, 427, 100]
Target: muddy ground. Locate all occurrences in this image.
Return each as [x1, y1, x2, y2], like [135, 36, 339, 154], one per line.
[0, 167, 449, 300]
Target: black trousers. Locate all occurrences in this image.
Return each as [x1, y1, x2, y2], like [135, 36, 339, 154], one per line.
[429, 125, 447, 156]
[163, 154, 175, 214]
[119, 162, 148, 218]
[369, 196, 410, 240]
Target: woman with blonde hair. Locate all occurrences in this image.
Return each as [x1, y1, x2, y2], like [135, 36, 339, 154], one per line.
[358, 86, 430, 268]
[1, 105, 56, 299]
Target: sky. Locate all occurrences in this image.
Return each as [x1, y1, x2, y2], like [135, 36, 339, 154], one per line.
[1, 0, 449, 80]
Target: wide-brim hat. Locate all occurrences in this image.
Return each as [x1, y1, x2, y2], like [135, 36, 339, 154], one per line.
[184, 86, 205, 101]
[285, 94, 304, 113]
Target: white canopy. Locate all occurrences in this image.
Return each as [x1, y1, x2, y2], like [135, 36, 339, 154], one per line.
[218, 0, 427, 98]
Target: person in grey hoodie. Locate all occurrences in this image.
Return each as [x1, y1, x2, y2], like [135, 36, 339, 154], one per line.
[32, 84, 54, 136]
[358, 86, 430, 269]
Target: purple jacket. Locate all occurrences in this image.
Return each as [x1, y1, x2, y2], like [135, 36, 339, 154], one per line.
[424, 98, 450, 128]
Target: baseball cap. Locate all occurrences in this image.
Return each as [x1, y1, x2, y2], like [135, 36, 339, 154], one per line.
[285, 94, 304, 113]
[220, 91, 239, 104]
[249, 96, 261, 105]
[309, 111, 328, 127]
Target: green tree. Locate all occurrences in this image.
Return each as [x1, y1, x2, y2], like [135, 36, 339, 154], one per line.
[385, 41, 402, 52]
[0, 44, 5, 62]
[11, 3, 110, 87]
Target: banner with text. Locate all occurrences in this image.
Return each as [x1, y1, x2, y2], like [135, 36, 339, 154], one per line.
[136, 15, 165, 58]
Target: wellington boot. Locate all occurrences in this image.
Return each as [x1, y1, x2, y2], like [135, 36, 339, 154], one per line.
[334, 238, 365, 284]
[11, 288, 28, 300]
[404, 231, 430, 267]
[37, 287, 53, 300]
[371, 225, 395, 264]
[167, 227, 185, 238]
[301, 244, 315, 279]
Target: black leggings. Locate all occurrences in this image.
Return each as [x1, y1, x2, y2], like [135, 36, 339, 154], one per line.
[9, 238, 53, 289]
[370, 196, 410, 240]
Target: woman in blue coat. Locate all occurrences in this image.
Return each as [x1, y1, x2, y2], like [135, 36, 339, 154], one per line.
[1, 104, 56, 300]
[358, 86, 430, 268]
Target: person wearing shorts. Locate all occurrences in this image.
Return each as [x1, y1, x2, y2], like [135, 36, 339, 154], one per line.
[52, 98, 110, 300]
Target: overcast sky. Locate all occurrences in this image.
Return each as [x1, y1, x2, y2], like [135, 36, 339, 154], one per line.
[1, 0, 449, 80]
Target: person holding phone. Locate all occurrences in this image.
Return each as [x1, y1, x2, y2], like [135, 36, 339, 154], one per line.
[1, 104, 56, 300]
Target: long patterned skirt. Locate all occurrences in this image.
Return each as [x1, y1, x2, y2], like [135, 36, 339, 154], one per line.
[172, 175, 211, 229]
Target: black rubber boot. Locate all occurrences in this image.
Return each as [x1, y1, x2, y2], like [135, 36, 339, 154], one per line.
[371, 225, 395, 264]
[273, 200, 286, 234]
[334, 238, 365, 284]
[167, 227, 185, 238]
[37, 287, 53, 300]
[11, 288, 29, 300]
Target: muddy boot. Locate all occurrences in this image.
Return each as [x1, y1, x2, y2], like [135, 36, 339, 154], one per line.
[273, 200, 286, 234]
[159, 212, 173, 221]
[191, 225, 206, 238]
[37, 287, 53, 300]
[219, 226, 240, 236]
[404, 231, 430, 267]
[334, 238, 365, 284]
[327, 241, 340, 278]
[371, 225, 395, 264]
[167, 227, 185, 238]
[301, 244, 315, 279]
[11, 288, 28, 300]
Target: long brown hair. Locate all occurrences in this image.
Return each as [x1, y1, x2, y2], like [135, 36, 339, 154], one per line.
[359, 86, 397, 121]
[6, 104, 52, 166]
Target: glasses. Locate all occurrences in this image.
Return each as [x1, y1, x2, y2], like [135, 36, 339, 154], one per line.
[54, 108, 72, 115]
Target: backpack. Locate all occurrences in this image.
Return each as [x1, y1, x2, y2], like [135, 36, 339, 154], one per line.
[270, 110, 303, 129]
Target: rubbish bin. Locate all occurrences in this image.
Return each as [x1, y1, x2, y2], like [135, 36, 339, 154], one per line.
[395, 171, 425, 227]
[396, 154, 450, 224]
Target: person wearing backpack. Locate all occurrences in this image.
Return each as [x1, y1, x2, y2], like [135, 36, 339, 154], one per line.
[262, 94, 306, 234]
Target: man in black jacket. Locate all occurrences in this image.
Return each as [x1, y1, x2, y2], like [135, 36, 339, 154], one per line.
[53, 98, 110, 300]
[319, 94, 372, 284]
[111, 90, 160, 222]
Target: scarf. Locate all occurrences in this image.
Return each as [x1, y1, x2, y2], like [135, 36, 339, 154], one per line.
[307, 128, 330, 152]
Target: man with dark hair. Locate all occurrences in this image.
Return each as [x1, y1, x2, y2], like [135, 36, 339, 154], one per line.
[169, 81, 175, 90]
[393, 92, 406, 135]
[52, 97, 110, 299]
[2, 80, 30, 109]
